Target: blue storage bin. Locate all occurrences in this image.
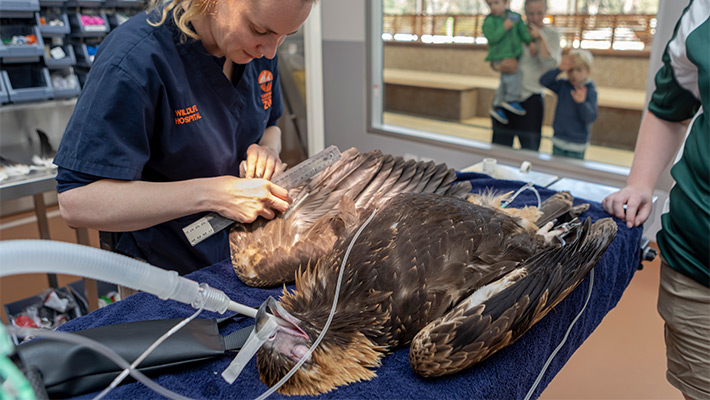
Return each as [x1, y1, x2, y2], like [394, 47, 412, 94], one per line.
[66, 0, 104, 7]
[104, 0, 143, 7]
[0, 0, 40, 17]
[69, 11, 110, 37]
[44, 42, 76, 68]
[66, 279, 119, 310]
[39, 0, 67, 6]
[74, 66, 89, 87]
[72, 41, 98, 67]
[3, 283, 93, 344]
[0, 23, 45, 63]
[1, 65, 53, 103]
[0, 75, 9, 104]
[36, 9, 70, 36]
[106, 11, 131, 29]
[49, 67, 81, 98]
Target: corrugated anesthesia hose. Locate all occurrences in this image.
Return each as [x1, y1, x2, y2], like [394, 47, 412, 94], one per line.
[0, 240, 256, 317]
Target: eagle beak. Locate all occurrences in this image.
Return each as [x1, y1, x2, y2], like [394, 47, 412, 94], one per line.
[258, 296, 309, 340]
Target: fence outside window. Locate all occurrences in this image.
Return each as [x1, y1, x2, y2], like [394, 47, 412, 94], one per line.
[383, 14, 656, 51]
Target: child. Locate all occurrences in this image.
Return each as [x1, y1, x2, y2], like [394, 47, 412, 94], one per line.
[539, 49, 598, 159]
[482, 0, 532, 125]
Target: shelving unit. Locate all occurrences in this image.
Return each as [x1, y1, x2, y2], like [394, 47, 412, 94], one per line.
[0, 72, 8, 103]
[0, 0, 144, 106]
[1, 1, 144, 317]
[36, 8, 71, 37]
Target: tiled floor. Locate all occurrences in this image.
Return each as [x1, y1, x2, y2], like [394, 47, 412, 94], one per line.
[0, 206, 682, 399]
[541, 242, 681, 399]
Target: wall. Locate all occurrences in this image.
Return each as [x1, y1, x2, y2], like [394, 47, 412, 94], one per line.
[384, 43, 650, 90]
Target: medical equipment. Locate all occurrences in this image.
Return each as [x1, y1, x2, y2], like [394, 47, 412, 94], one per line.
[0, 240, 256, 317]
[0, 224, 363, 399]
[183, 145, 342, 246]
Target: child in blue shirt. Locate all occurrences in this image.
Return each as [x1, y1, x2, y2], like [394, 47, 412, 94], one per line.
[539, 49, 598, 159]
[482, 0, 532, 124]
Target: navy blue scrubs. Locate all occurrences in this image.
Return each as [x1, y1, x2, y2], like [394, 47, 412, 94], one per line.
[54, 11, 283, 275]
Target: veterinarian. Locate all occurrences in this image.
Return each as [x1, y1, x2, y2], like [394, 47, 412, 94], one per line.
[54, 0, 317, 275]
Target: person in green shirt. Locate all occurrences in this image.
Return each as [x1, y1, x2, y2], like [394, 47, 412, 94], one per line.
[603, 2, 709, 399]
[482, 0, 532, 125]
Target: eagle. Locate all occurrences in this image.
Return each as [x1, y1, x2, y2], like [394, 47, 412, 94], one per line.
[228, 149, 617, 395]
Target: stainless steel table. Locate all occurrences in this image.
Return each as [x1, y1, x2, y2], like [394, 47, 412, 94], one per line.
[0, 168, 99, 311]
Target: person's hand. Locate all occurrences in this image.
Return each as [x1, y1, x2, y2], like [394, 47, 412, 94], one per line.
[571, 84, 587, 103]
[496, 58, 518, 74]
[559, 54, 574, 71]
[528, 25, 542, 39]
[504, 18, 514, 30]
[241, 143, 287, 181]
[602, 186, 654, 228]
[528, 41, 538, 57]
[211, 176, 292, 223]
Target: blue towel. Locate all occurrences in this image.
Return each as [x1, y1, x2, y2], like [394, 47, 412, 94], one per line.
[61, 173, 642, 399]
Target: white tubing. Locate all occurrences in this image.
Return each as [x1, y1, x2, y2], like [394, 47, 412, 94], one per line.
[0, 240, 254, 316]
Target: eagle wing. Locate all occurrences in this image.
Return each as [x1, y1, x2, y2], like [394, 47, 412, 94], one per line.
[408, 217, 618, 377]
[229, 148, 472, 287]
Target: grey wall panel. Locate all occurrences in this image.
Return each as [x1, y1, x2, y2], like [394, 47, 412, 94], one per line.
[320, 0, 365, 42]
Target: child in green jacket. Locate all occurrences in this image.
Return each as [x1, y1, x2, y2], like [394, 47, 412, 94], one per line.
[483, 0, 532, 125]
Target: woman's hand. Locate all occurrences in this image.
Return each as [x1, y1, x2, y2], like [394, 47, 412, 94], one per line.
[241, 143, 287, 181]
[210, 175, 292, 223]
[603, 186, 654, 229]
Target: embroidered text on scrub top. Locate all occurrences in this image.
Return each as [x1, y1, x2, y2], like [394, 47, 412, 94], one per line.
[174, 104, 202, 125]
[259, 70, 273, 110]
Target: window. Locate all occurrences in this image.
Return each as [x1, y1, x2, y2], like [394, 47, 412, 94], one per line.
[369, 0, 658, 173]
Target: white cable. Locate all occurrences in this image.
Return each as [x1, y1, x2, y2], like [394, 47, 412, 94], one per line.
[255, 208, 380, 400]
[502, 182, 541, 209]
[523, 268, 595, 400]
[7, 326, 193, 400]
[92, 285, 209, 400]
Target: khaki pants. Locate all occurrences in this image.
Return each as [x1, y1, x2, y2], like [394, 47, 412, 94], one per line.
[657, 261, 710, 400]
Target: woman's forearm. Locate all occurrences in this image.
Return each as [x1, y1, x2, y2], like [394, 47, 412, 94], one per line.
[58, 178, 216, 231]
[537, 32, 551, 58]
[259, 125, 282, 154]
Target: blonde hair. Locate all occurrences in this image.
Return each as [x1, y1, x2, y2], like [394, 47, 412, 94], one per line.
[146, 0, 214, 40]
[146, 0, 316, 41]
[569, 49, 593, 70]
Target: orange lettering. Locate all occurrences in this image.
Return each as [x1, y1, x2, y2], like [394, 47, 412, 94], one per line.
[174, 105, 201, 125]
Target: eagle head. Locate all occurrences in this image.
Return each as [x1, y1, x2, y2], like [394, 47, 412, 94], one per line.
[255, 297, 385, 395]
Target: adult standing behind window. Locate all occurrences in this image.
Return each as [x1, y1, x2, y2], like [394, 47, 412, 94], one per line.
[54, 0, 316, 275]
[490, 0, 561, 151]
